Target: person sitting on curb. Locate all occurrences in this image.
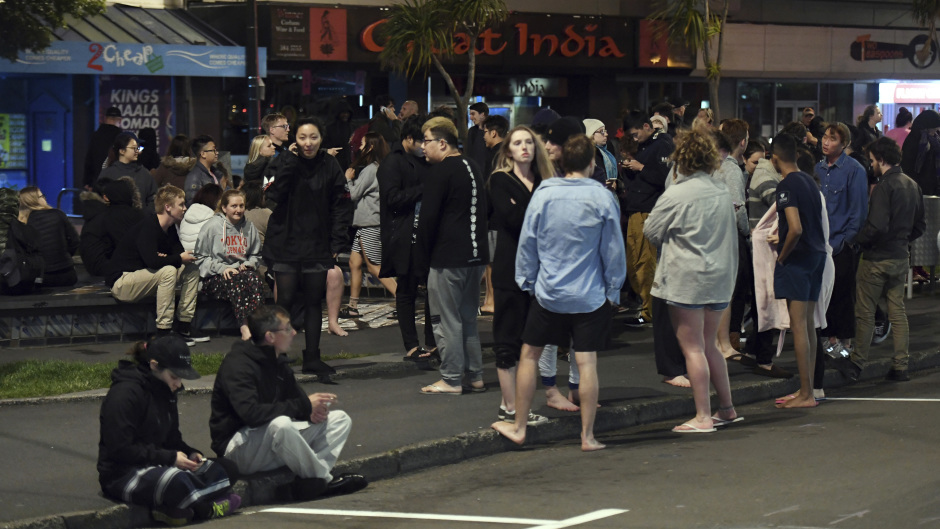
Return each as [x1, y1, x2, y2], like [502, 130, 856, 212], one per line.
[107, 185, 207, 346]
[209, 305, 367, 501]
[98, 335, 240, 526]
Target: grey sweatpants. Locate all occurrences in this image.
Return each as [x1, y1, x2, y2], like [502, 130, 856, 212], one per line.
[427, 265, 486, 387]
[223, 412, 351, 481]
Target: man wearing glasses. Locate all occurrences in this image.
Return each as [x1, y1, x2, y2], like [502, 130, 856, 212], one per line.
[210, 305, 367, 500]
[183, 135, 227, 206]
[414, 117, 489, 395]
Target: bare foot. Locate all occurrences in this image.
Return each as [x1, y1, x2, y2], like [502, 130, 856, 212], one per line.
[491, 421, 526, 445]
[581, 436, 606, 452]
[663, 375, 691, 388]
[775, 392, 798, 404]
[567, 389, 600, 408]
[328, 321, 349, 337]
[776, 394, 817, 408]
[546, 386, 579, 411]
[420, 380, 462, 395]
[480, 305, 494, 313]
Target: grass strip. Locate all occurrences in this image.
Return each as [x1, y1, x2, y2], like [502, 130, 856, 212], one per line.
[0, 353, 226, 399]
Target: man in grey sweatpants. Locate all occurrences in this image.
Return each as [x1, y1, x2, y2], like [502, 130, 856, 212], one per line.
[414, 118, 489, 395]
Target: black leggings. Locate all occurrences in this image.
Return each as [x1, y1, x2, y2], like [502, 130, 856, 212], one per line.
[275, 270, 327, 362]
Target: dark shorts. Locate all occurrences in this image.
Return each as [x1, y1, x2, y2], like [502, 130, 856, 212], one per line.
[522, 298, 612, 352]
[774, 251, 826, 302]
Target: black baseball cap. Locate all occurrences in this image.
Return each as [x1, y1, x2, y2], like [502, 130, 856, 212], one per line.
[105, 106, 122, 118]
[149, 335, 201, 380]
[546, 117, 586, 146]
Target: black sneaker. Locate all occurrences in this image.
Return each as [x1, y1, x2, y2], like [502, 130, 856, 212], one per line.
[872, 321, 891, 345]
[176, 321, 210, 344]
[325, 473, 368, 496]
[623, 314, 650, 328]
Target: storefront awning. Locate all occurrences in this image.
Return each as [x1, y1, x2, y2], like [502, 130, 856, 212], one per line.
[0, 3, 265, 77]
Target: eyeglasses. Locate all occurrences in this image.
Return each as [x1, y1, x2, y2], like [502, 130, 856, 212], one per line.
[594, 129, 608, 135]
[422, 138, 444, 145]
[271, 124, 289, 130]
[203, 149, 219, 154]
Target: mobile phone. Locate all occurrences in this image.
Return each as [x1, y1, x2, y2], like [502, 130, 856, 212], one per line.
[380, 106, 388, 114]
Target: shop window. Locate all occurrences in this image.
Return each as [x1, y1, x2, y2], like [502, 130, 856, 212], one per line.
[819, 83, 854, 126]
[775, 82, 817, 101]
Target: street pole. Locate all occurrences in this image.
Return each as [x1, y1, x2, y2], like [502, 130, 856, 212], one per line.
[246, 0, 261, 136]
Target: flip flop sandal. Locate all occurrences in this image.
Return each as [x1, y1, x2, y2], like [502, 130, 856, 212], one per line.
[672, 422, 716, 433]
[338, 306, 361, 319]
[403, 347, 426, 362]
[463, 384, 487, 393]
[711, 416, 745, 427]
[415, 348, 441, 370]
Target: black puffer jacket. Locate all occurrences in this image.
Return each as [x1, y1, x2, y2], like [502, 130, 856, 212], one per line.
[209, 341, 313, 457]
[97, 361, 198, 486]
[263, 150, 352, 266]
[26, 209, 79, 274]
[80, 182, 143, 277]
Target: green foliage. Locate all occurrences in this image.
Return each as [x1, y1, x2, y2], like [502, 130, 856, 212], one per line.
[648, 0, 721, 55]
[0, 353, 225, 399]
[378, 0, 508, 78]
[0, 0, 106, 62]
[912, 0, 940, 27]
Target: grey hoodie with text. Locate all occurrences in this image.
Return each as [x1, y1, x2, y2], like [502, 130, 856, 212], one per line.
[194, 213, 262, 278]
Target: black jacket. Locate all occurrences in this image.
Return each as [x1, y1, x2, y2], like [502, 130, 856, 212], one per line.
[106, 213, 184, 287]
[465, 126, 488, 174]
[80, 203, 144, 277]
[26, 209, 79, 274]
[377, 143, 427, 278]
[415, 155, 489, 274]
[209, 341, 314, 457]
[857, 166, 926, 261]
[83, 124, 121, 189]
[243, 157, 273, 186]
[264, 150, 353, 266]
[369, 114, 401, 145]
[97, 361, 197, 486]
[487, 170, 541, 290]
[621, 131, 675, 214]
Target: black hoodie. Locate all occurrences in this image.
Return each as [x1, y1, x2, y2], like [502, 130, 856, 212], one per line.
[80, 180, 144, 277]
[209, 340, 313, 457]
[97, 361, 197, 487]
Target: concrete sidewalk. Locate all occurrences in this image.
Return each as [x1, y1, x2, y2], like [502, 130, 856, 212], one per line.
[2, 293, 939, 529]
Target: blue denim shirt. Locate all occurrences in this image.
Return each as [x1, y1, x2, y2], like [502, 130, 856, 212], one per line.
[814, 151, 868, 254]
[515, 177, 626, 314]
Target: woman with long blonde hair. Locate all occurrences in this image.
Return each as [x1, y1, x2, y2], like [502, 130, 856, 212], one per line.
[487, 126, 555, 424]
[243, 135, 277, 187]
[18, 186, 80, 287]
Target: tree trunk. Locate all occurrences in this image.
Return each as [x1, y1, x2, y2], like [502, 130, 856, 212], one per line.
[431, 54, 470, 143]
[708, 75, 721, 123]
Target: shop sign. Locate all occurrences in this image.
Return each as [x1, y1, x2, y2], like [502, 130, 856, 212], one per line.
[0, 42, 267, 77]
[0, 114, 27, 170]
[98, 76, 174, 153]
[891, 83, 940, 104]
[851, 34, 937, 69]
[272, 7, 348, 61]
[452, 77, 567, 97]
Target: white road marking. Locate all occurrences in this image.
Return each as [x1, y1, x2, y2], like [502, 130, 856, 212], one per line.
[260, 507, 628, 527]
[829, 510, 870, 525]
[826, 398, 940, 402]
[524, 509, 629, 529]
[764, 504, 800, 516]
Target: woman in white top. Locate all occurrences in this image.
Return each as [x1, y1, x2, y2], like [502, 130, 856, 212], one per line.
[179, 184, 222, 253]
[644, 128, 742, 433]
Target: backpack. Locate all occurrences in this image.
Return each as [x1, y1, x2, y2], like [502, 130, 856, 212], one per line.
[0, 219, 45, 295]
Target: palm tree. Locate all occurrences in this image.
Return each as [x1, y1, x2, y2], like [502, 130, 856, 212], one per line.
[647, 0, 729, 122]
[378, 0, 508, 140]
[912, 0, 940, 65]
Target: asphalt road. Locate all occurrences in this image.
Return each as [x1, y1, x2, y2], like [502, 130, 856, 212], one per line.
[202, 369, 940, 529]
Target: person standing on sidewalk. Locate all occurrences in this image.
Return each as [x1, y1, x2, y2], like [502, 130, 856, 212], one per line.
[415, 117, 489, 395]
[839, 137, 925, 382]
[264, 117, 353, 378]
[107, 185, 206, 346]
[98, 335, 240, 525]
[492, 135, 625, 451]
[377, 116, 438, 362]
[815, 123, 868, 359]
[621, 110, 675, 326]
[209, 305, 367, 502]
[643, 129, 741, 432]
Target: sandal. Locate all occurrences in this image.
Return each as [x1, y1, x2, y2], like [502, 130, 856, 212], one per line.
[338, 306, 361, 319]
[403, 346, 426, 362]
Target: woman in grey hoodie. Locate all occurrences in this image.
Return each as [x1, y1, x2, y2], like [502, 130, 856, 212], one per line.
[194, 188, 264, 340]
[340, 132, 397, 318]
